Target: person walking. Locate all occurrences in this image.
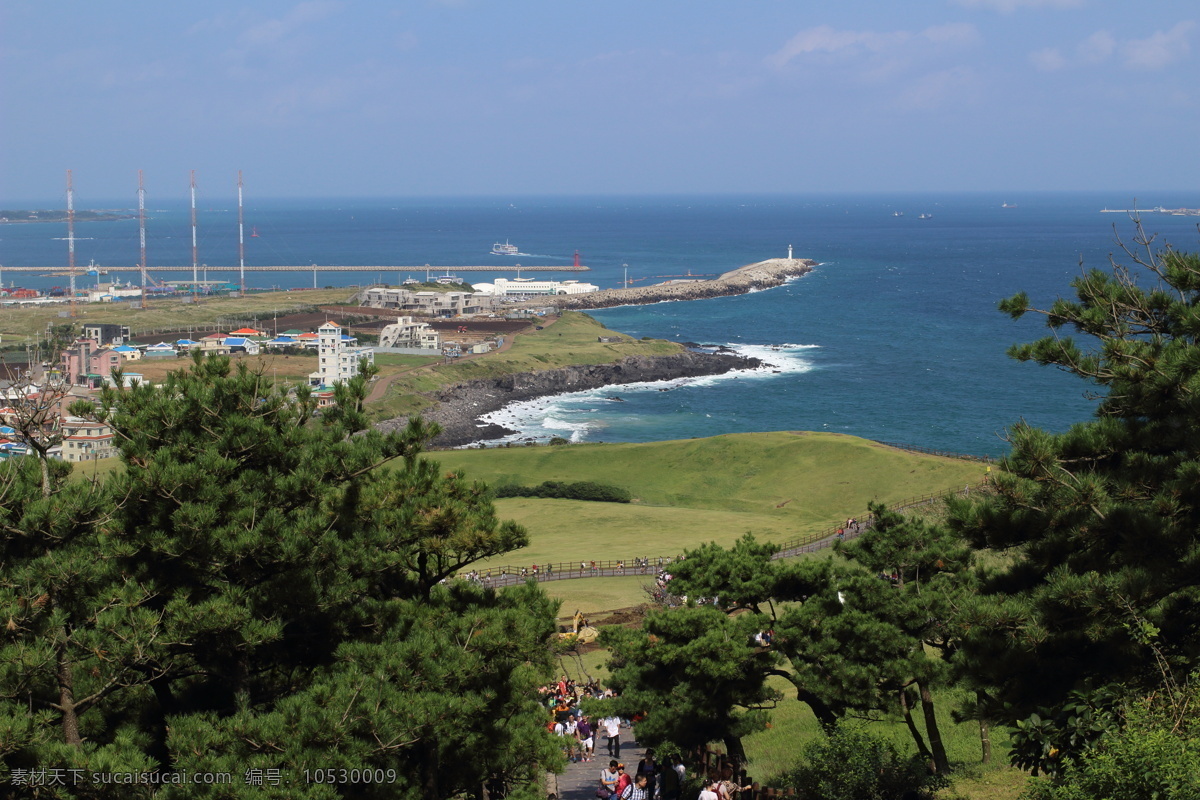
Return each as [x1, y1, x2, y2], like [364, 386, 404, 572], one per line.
[577, 716, 594, 762]
[636, 750, 658, 798]
[599, 761, 619, 798]
[602, 715, 621, 758]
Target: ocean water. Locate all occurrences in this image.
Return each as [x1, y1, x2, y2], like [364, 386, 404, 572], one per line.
[5, 192, 1199, 456]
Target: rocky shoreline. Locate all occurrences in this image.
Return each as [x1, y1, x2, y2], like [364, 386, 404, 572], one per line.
[531, 257, 816, 311]
[378, 350, 763, 448]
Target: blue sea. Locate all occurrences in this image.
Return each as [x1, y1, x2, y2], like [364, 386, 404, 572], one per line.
[5, 192, 1199, 457]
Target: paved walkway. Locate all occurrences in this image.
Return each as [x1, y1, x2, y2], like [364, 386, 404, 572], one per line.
[547, 727, 646, 800]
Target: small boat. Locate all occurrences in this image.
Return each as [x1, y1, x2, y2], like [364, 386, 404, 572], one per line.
[491, 240, 519, 255]
[893, 211, 904, 217]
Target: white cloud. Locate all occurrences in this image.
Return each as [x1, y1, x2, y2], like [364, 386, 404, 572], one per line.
[922, 23, 981, 47]
[1122, 21, 1194, 70]
[767, 26, 907, 69]
[894, 66, 978, 110]
[1029, 47, 1067, 71]
[238, 1, 340, 48]
[1029, 24, 1193, 71]
[217, 2, 342, 78]
[952, 0, 1083, 12]
[767, 23, 978, 69]
[1076, 30, 1116, 63]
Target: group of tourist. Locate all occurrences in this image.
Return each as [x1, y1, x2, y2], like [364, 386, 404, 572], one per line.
[540, 673, 757, 800]
[598, 750, 688, 800]
[695, 768, 753, 800]
[542, 675, 626, 763]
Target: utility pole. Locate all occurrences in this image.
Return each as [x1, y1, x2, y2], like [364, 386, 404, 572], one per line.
[138, 169, 147, 308]
[237, 170, 246, 295]
[191, 170, 199, 295]
[66, 170, 77, 317]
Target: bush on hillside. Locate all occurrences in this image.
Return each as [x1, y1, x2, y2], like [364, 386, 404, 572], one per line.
[779, 723, 945, 800]
[493, 480, 632, 503]
[1022, 680, 1200, 800]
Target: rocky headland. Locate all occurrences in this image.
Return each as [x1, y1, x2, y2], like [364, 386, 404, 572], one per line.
[531, 257, 817, 311]
[378, 350, 762, 448]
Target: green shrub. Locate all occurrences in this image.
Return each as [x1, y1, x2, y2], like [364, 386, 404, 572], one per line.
[780, 722, 944, 800]
[493, 480, 632, 503]
[1022, 684, 1200, 800]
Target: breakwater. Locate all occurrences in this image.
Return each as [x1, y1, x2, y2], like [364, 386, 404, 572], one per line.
[532, 257, 816, 311]
[378, 350, 762, 448]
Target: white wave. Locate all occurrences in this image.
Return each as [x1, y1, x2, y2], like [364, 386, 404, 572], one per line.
[462, 342, 820, 446]
[542, 415, 590, 433]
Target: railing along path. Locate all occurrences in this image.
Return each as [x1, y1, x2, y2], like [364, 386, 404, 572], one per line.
[467, 481, 984, 588]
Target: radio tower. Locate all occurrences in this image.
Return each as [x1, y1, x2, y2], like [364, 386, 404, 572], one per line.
[237, 170, 246, 295]
[66, 169, 77, 317]
[191, 170, 199, 295]
[138, 169, 148, 308]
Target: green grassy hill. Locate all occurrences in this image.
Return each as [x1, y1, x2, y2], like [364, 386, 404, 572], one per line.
[430, 431, 987, 570]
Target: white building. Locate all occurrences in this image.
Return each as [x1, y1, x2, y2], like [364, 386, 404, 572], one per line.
[62, 419, 117, 462]
[378, 317, 440, 350]
[473, 278, 599, 297]
[360, 288, 495, 317]
[309, 321, 375, 388]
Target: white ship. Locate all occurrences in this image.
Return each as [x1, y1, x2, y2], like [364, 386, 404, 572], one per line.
[491, 240, 519, 255]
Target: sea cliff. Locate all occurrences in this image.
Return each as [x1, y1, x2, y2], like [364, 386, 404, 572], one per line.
[532, 257, 816, 311]
[378, 350, 762, 447]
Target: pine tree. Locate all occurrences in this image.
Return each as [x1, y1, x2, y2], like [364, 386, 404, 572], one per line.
[0, 353, 559, 799]
[600, 604, 781, 762]
[946, 221, 1200, 763]
[609, 528, 971, 773]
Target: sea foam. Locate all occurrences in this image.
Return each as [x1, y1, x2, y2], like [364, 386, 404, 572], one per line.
[463, 343, 819, 447]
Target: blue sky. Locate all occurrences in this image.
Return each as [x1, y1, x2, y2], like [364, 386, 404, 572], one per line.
[2, 1, 1196, 201]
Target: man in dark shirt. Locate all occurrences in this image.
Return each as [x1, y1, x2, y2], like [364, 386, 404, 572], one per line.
[576, 716, 594, 762]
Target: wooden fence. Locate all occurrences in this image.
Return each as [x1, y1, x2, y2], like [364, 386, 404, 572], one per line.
[465, 483, 984, 588]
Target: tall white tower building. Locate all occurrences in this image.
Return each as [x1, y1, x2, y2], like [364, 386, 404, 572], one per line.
[309, 321, 375, 388]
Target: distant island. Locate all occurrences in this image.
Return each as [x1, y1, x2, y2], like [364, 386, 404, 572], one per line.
[0, 209, 135, 223]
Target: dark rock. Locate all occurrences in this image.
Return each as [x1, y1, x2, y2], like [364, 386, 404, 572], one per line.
[377, 350, 762, 448]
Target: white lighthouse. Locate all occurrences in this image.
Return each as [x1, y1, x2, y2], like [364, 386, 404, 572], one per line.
[787, 244, 793, 260]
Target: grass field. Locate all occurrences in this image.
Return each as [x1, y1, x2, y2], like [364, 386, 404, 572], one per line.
[541, 576, 656, 618]
[117, 350, 440, 387]
[0, 288, 358, 343]
[455, 433, 1015, 796]
[428, 431, 986, 569]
